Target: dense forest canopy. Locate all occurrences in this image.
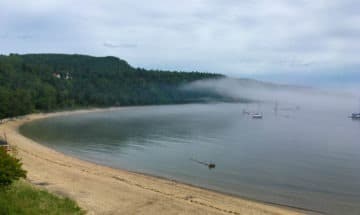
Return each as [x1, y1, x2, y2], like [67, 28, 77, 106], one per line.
[0, 53, 227, 119]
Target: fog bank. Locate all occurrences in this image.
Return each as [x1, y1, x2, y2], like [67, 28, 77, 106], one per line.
[184, 78, 360, 112]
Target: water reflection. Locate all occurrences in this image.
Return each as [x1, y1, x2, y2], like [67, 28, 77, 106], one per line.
[20, 104, 360, 215]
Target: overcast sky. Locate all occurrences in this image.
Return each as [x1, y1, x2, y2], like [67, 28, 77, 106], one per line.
[1, 0, 359, 84]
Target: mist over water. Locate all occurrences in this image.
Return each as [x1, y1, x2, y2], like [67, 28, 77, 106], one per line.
[184, 78, 360, 112]
[21, 99, 360, 214]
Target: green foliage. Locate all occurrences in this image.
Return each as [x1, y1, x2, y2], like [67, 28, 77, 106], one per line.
[0, 147, 27, 188]
[0, 181, 84, 215]
[0, 54, 226, 119]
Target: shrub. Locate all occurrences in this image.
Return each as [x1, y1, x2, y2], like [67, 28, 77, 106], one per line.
[0, 147, 26, 188]
[0, 181, 85, 215]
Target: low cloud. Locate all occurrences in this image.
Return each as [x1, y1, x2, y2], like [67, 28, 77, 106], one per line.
[184, 78, 359, 111]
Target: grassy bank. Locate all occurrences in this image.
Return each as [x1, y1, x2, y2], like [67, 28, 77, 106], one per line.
[0, 180, 84, 215]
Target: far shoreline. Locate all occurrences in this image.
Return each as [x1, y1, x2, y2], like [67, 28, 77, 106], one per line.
[2, 107, 311, 215]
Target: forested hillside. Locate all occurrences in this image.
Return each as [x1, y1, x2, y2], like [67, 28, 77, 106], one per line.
[0, 54, 225, 119]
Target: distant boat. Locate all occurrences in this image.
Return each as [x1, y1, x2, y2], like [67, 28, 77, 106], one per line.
[351, 113, 360, 120]
[252, 113, 263, 119]
[251, 103, 263, 119]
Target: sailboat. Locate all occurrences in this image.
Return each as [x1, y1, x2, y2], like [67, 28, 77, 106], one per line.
[252, 113, 263, 119]
[351, 113, 360, 120]
[252, 103, 263, 119]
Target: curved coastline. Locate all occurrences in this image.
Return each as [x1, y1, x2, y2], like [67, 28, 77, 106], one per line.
[1, 108, 308, 215]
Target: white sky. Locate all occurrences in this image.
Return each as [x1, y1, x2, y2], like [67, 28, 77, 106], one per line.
[1, 0, 359, 83]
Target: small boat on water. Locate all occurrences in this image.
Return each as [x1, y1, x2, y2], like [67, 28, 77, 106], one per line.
[249, 103, 263, 119]
[351, 113, 360, 120]
[252, 113, 263, 119]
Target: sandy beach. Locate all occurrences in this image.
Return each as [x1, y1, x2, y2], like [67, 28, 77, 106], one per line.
[0, 109, 307, 215]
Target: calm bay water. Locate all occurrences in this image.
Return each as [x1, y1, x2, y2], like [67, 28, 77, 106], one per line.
[20, 103, 360, 214]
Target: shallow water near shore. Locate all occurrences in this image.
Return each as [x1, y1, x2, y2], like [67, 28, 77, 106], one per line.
[20, 103, 360, 214]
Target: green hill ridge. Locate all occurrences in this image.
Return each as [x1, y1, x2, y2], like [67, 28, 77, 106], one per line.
[0, 53, 225, 119]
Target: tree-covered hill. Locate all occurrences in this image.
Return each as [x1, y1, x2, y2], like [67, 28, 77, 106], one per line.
[0, 53, 225, 119]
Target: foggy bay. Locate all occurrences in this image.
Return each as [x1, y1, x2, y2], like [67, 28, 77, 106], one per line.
[20, 103, 360, 214]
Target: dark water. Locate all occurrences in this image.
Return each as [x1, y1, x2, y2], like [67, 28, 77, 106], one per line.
[20, 104, 360, 214]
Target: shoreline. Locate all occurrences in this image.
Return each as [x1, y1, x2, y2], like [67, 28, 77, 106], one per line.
[1, 108, 308, 215]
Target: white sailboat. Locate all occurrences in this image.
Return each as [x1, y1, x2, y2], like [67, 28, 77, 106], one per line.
[351, 113, 360, 119]
[252, 113, 263, 119]
[252, 103, 263, 119]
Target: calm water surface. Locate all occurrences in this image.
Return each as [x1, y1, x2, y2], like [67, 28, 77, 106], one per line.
[20, 103, 360, 214]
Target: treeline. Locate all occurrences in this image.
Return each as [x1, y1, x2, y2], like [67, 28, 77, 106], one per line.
[0, 53, 226, 119]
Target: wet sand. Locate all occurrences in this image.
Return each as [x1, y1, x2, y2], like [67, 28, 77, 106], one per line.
[0, 109, 307, 215]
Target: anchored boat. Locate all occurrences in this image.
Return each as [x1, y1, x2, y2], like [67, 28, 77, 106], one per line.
[252, 113, 263, 119]
[351, 113, 360, 120]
